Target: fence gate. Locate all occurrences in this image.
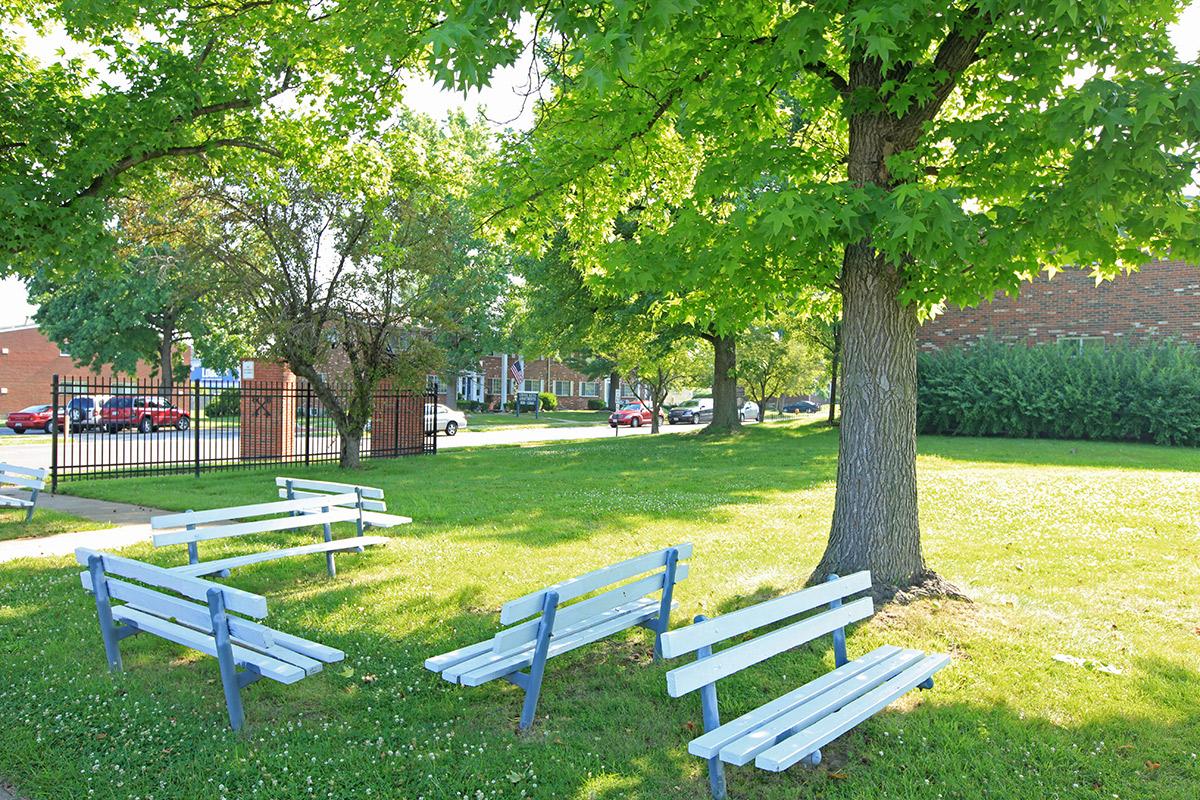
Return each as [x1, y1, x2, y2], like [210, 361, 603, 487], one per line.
[49, 374, 437, 488]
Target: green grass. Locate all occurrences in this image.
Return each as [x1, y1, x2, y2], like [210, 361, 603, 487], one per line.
[2, 423, 1198, 799]
[0, 508, 111, 542]
[465, 409, 611, 430]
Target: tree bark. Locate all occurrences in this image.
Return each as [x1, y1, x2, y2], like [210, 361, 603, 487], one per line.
[813, 243, 924, 589]
[607, 370, 619, 410]
[158, 320, 175, 396]
[443, 374, 458, 409]
[340, 429, 362, 469]
[705, 334, 740, 434]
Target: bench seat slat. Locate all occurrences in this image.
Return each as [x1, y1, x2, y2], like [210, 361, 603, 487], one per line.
[152, 493, 361, 530]
[0, 463, 47, 480]
[153, 507, 361, 547]
[686, 645, 904, 759]
[660, 572, 872, 660]
[75, 548, 268, 618]
[754, 653, 951, 772]
[438, 597, 660, 684]
[359, 510, 412, 528]
[0, 474, 45, 490]
[500, 544, 693, 624]
[80, 572, 275, 649]
[275, 477, 385, 500]
[424, 638, 495, 673]
[112, 606, 307, 684]
[666, 598, 874, 698]
[277, 488, 389, 513]
[0, 495, 34, 508]
[154, 612, 328, 676]
[492, 563, 689, 653]
[168, 536, 390, 577]
[718, 648, 925, 765]
[456, 598, 665, 687]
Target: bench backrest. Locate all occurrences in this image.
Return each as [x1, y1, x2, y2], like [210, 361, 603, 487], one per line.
[0, 462, 46, 492]
[276, 477, 389, 513]
[492, 544, 692, 652]
[661, 571, 874, 697]
[151, 493, 363, 547]
[76, 547, 269, 622]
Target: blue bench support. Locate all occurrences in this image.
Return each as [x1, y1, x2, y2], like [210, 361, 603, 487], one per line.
[662, 572, 949, 798]
[426, 544, 692, 731]
[78, 548, 344, 731]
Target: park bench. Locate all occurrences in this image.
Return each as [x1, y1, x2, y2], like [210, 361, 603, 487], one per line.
[0, 462, 46, 522]
[151, 493, 388, 579]
[77, 547, 344, 730]
[275, 476, 412, 529]
[661, 572, 949, 799]
[426, 543, 692, 730]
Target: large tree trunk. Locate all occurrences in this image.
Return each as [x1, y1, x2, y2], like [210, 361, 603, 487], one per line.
[813, 243, 925, 590]
[705, 334, 740, 434]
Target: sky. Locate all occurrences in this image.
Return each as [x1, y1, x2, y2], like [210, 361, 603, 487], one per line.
[2, 5, 1198, 327]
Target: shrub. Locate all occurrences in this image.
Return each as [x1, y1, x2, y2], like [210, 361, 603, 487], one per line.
[205, 387, 240, 418]
[586, 398, 607, 410]
[917, 339, 1200, 446]
[538, 391, 558, 411]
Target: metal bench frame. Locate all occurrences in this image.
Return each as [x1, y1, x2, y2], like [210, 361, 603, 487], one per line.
[661, 572, 949, 799]
[426, 544, 691, 730]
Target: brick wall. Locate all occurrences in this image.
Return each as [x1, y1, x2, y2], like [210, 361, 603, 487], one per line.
[918, 259, 1200, 351]
[239, 361, 296, 460]
[0, 325, 160, 417]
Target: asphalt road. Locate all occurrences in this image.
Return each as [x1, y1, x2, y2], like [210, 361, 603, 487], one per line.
[0, 418, 738, 472]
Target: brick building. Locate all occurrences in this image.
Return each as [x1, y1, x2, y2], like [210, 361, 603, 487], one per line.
[0, 324, 161, 417]
[918, 259, 1200, 351]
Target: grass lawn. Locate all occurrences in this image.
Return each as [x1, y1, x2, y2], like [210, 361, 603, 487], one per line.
[1, 423, 1198, 799]
[465, 409, 611, 430]
[0, 507, 111, 543]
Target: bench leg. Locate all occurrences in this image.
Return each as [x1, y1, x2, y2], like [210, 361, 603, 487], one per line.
[88, 556, 123, 672]
[653, 548, 679, 662]
[695, 615, 727, 800]
[24, 489, 37, 522]
[208, 589, 246, 731]
[322, 507, 336, 578]
[919, 677, 934, 690]
[519, 591, 559, 731]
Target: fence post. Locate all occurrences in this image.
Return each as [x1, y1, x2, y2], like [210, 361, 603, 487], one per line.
[193, 379, 202, 478]
[304, 383, 312, 465]
[50, 374, 59, 492]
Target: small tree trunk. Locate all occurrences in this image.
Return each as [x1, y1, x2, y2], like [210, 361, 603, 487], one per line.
[650, 394, 661, 434]
[158, 323, 175, 396]
[705, 334, 740, 434]
[340, 429, 362, 469]
[608, 370, 619, 410]
[813, 244, 925, 590]
[443, 374, 458, 410]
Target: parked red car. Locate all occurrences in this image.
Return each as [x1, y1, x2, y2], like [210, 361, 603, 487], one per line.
[609, 402, 662, 428]
[5, 404, 61, 434]
[101, 396, 190, 433]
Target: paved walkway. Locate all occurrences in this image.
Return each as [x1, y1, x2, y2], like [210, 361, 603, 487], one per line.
[0, 492, 166, 564]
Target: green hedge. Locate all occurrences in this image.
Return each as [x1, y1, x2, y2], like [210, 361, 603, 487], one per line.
[917, 340, 1200, 446]
[205, 387, 240, 418]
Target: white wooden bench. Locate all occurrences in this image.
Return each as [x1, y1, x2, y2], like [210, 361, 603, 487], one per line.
[426, 544, 691, 730]
[275, 477, 412, 529]
[77, 547, 344, 730]
[151, 493, 388, 579]
[661, 572, 949, 799]
[0, 462, 46, 522]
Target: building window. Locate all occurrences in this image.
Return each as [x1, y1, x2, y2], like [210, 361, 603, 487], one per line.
[1057, 335, 1105, 352]
[579, 381, 599, 398]
[487, 377, 502, 395]
[522, 378, 544, 393]
[553, 380, 573, 396]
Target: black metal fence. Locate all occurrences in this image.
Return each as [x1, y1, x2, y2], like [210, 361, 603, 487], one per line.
[49, 374, 437, 487]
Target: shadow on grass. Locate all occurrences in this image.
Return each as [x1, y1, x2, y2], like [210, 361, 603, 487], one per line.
[920, 434, 1200, 473]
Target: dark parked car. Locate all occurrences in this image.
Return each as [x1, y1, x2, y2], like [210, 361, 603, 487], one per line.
[101, 396, 190, 433]
[668, 399, 714, 425]
[783, 400, 821, 414]
[64, 396, 109, 430]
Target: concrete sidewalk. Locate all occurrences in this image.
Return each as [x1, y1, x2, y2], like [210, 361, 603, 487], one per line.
[0, 492, 167, 564]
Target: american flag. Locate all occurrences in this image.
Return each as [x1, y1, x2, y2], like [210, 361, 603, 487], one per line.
[509, 358, 524, 386]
